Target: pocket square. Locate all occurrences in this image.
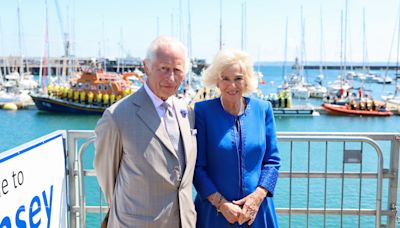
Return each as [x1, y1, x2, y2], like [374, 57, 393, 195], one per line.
[190, 129, 197, 136]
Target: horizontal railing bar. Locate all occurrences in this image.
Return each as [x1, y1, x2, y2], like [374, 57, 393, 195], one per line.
[276, 208, 393, 216]
[79, 170, 393, 179]
[70, 206, 394, 217]
[67, 130, 400, 141]
[83, 170, 96, 176]
[280, 172, 383, 179]
[72, 206, 108, 213]
[277, 132, 400, 141]
[79, 170, 394, 185]
[76, 169, 393, 179]
[278, 135, 380, 143]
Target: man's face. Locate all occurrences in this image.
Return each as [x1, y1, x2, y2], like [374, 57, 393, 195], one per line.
[144, 46, 186, 100]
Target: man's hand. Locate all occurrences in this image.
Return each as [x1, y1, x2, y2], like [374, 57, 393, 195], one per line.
[233, 187, 268, 225]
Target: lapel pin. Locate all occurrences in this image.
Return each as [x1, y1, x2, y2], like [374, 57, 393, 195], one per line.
[180, 109, 188, 118]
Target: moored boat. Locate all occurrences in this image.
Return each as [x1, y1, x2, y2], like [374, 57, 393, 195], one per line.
[30, 70, 140, 114]
[30, 95, 106, 114]
[322, 103, 393, 117]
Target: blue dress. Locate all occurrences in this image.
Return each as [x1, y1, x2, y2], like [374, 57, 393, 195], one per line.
[193, 97, 280, 228]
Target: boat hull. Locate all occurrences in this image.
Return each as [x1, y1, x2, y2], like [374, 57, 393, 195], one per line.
[322, 103, 393, 117]
[30, 94, 105, 114]
[273, 107, 319, 117]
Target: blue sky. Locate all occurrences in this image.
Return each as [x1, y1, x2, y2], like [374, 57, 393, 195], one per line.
[1, 0, 399, 63]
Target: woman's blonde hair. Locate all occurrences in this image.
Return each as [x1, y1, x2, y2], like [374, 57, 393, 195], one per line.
[202, 48, 258, 95]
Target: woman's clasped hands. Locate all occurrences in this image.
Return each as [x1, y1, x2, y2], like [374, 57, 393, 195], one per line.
[216, 187, 268, 225]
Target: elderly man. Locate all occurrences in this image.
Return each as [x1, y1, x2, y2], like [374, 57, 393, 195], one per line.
[94, 36, 197, 228]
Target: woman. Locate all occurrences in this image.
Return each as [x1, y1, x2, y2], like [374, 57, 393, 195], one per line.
[193, 48, 280, 227]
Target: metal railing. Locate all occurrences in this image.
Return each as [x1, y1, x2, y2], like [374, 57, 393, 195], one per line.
[66, 130, 400, 228]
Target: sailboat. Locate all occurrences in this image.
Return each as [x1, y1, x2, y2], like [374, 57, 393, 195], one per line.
[0, 2, 37, 108]
[381, 3, 400, 108]
[325, 7, 353, 104]
[309, 7, 327, 98]
[277, 7, 327, 100]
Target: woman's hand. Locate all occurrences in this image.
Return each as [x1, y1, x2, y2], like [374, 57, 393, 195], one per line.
[218, 200, 242, 224]
[207, 192, 241, 224]
[233, 187, 268, 225]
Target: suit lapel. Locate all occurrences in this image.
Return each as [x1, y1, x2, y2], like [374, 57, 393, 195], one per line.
[134, 88, 177, 157]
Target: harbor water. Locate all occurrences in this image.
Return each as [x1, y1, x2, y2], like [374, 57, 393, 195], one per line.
[1, 65, 399, 227]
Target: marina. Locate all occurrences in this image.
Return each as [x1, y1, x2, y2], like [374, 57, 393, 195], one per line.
[1, 65, 400, 227]
[2, 0, 400, 227]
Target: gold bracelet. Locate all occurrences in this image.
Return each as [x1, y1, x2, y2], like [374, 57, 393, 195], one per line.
[212, 193, 225, 213]
[211, 193, 221, 205]
[216, 198, 228, 211]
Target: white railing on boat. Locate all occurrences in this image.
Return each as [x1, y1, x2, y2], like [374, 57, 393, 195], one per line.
[66, 130, 400, 228]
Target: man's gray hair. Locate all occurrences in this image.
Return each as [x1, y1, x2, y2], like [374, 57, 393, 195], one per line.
[145, 36, 190, 73]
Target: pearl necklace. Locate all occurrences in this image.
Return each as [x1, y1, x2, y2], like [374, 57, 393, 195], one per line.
[220, 97, 245, 116]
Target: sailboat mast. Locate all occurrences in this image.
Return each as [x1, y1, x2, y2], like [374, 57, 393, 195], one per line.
[241, 1, 247, 51]
[395, 1, 400, 95]
[117, 27, 124, 73]
[343, 0, 348, 74]
[42, 0, 49, 92]
[187, 0, 192, 59]
[340, 10, 344, 78]
[156, 17, 160, 37]
[16, 0, 23, 77]
[179, 0, 184, 42]
[187, 0, 192, 88]
[170, 13, 174, 37]
[396, 5, 400, 77]
[281, 17, 288, 79]
[319, 6, 324, 75]
[362, 8, 367, 72]
[0, 17, 6, 77]
[300, 6, 305, 78]
[219, 0, 222, 50]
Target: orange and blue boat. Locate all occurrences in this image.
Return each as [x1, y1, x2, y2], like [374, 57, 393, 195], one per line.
[322, 103, 393, 117]
[30, 70, 142, 114]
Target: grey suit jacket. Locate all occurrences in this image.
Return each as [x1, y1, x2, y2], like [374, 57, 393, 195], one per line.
[94, 87, 197, 228]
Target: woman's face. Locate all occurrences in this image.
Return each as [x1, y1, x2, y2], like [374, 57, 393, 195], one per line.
[218, 63, 247, 104]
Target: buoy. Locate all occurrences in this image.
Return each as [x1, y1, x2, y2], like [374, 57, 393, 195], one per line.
[110, 94, 116, 104]
[88, 92, 94, 104]
[80, 91, 86, 104]
[103, 94, 110, 106]
[123, 89, 130, 97]
[96, 93, 103, 103]
[73, 90, 79, 101]
[3, 103, 18, 111]
[47, 84, 53, 96]
[67, 88, 73, 100]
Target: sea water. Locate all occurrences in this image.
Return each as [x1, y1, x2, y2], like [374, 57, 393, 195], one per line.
[1, 65, 399, 227]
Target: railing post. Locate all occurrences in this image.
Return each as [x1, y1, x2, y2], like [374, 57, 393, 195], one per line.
[67, 130, 77, 228]
[387, 134, 400, 228]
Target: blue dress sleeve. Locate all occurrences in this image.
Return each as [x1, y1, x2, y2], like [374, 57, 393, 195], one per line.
[193, 102, 218, 199]
[258, 101, 281, 197]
